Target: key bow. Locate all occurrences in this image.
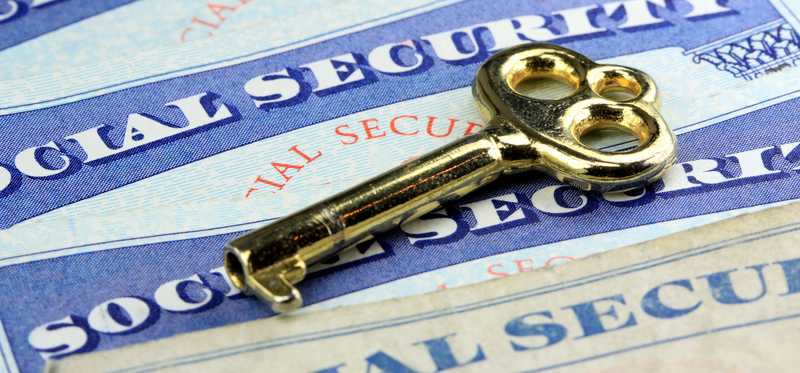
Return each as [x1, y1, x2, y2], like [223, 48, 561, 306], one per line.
[474, 43, 676, 191]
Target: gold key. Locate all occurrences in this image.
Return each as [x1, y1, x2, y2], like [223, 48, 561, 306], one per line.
[223, 43, 677, 313]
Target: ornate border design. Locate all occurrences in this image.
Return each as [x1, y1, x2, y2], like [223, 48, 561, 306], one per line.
[685, 19, 800, 80]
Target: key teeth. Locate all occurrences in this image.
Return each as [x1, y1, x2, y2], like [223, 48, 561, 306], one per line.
[271, 287, 303, 314]
[248, 272, 304, 314]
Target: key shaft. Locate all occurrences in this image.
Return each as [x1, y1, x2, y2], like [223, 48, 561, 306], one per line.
[224, 125, 533, 313]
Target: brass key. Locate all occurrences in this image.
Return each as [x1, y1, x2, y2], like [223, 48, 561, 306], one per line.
[223, 43, 677, 313]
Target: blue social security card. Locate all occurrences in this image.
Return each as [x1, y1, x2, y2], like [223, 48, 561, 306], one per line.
[2, 0, 800, 372]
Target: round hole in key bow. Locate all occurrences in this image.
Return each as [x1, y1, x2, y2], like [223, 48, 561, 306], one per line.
[515, 76, 577, 100]
[578, 126, 640, 152]
[587, 66, 645, 102]
[502, 49, 584, 100]
[567, 103, 657, 153]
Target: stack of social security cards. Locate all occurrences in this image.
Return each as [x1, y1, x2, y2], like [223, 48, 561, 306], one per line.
[1, 1, 800, 372]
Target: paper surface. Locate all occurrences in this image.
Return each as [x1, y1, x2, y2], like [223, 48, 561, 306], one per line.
[52, 201, 800, 373]
[3, 1, 800, 372]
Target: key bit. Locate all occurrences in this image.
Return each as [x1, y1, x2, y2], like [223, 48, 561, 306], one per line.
[224, 43, 677, 313]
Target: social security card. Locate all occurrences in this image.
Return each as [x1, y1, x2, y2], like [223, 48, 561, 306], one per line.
[2, 0, 800, 372]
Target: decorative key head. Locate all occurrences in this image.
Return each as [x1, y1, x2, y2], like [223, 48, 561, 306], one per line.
[473, 43, 677, 191]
